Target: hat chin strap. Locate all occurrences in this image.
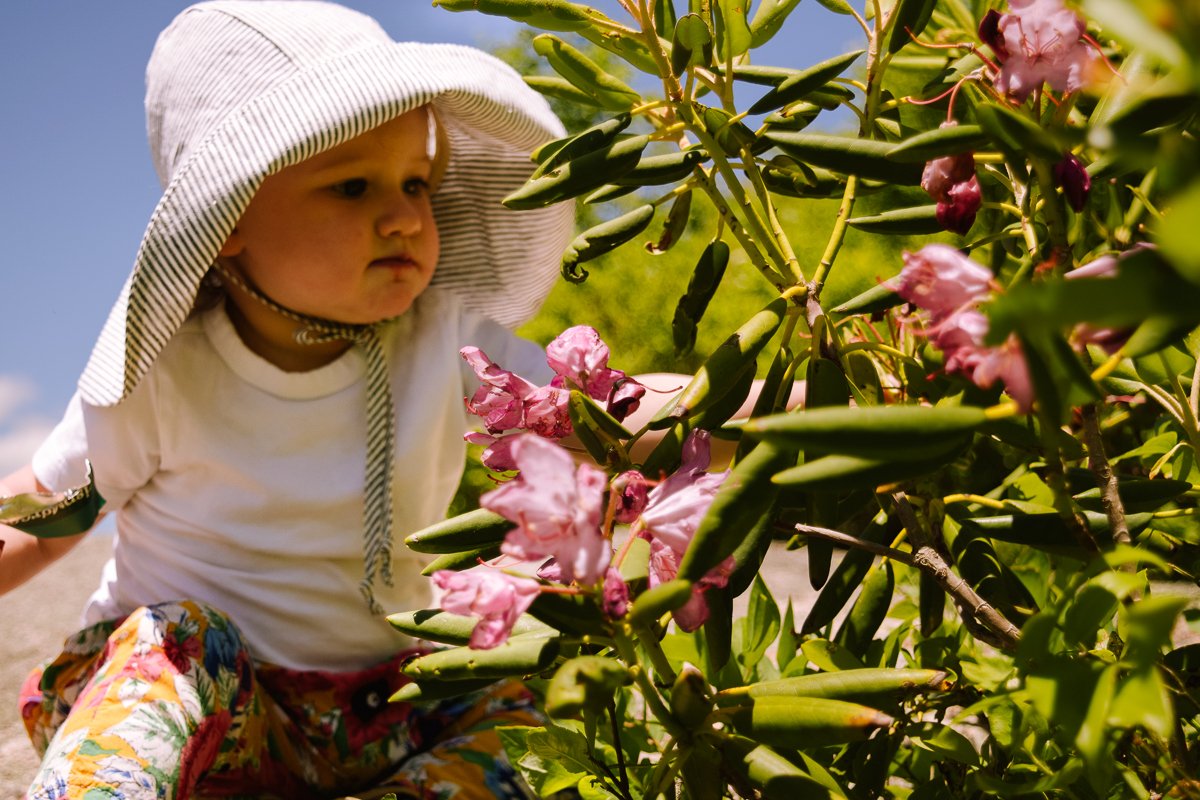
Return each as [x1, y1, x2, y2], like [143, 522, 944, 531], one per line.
[211, 261, 396, 616]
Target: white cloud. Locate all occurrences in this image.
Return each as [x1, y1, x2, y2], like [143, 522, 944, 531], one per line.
[0, 375, 56, 477]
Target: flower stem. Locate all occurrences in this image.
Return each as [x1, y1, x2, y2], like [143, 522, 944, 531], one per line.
[809, 175, 859, 301]
[615, 628, 685, 739]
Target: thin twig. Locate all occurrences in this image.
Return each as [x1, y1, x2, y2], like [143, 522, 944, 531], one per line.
[608, 699, 632, 800]
[775, 522, 917, 565]
[891, 493, 1022, 652]
[1081, 404, 1138, 590]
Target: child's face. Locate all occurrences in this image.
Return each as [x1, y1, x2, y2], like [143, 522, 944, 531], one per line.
[219, 107, 440, 325]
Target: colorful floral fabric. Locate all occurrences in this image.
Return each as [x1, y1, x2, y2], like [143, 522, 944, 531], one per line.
[19, 600, 539, 800]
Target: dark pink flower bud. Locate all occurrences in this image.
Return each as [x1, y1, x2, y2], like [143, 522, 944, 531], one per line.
[935, 175, 982, 235]
[612, 471, 650, 524]
[602, 568, 630, 619]
[922, 149, 976, 202]
[978, 9, 1009, 61]
[607, 376, 647, 423]
[1053, 152, 1091, 212]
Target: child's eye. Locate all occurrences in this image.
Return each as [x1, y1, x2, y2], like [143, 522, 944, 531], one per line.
[403, 178, 429, 196]
[332, 178, 368, 198]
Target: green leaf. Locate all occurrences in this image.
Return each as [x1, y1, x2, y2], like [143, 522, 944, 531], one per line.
[433, 0, 594, 31]
[748, 50, 864, 115]
[813, 0, 855, 15]
[673, 241, 731, 355]
[846, 205, 942, 235]
[886, 0, 938, 53]
[1108, 664, 1174, 738]
[533, 34, 641, 111]
[778, 600, 798, 670]
[835, 561, 894, 657]
[763, 131, 924, 184]
[647, 190, 693, 255]
[973, 759, 1083, 796]
[1082, 0, 1185, 70]
[671, 13, 715, 76]
[885, 124, 989, 163]
[1155, 182, 1200, 286]
[713, 0, 753, 61]
[545, 656, 634, 718]
[1027, 655, 1105, 743]
[562, 204, 656, 280]
[831, 282, 903, 315]
[1118, 595, 1189, 666]
[743, 574, 782, 671]
[907, 721, 980, 766]
[1075, 663, 1118, 770]
[800, 638, 866, 671]
[524, 75, 606, 107]
[1062, 583, 1120, 648]
[749, 0, 804, 47]
[498, 726, 586, 796]
[527, 724, 605, 778]
[974, 103, 1063, 162]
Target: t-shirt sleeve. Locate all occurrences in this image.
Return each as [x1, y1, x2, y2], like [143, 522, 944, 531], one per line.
[457, 308, 555, 392]
[31, 380, 161, 511]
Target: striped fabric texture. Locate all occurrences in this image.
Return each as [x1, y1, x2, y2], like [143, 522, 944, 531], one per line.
[76, 0, 575, 611]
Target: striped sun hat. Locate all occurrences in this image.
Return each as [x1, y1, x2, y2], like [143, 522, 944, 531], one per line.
[76, 0, 575, 612]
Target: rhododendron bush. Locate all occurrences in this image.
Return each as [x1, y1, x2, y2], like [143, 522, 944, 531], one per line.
[391, 0, 1200, 797]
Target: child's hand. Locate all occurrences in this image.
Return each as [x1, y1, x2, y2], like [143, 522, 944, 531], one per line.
[0, 464, 93, 596]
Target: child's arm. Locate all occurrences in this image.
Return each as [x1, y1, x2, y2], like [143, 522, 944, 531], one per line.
[0, 463, 91, 596]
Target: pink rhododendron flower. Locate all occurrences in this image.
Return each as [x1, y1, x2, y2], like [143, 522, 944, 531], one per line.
[639, 431, 730, 554]
[464, 432, 521, 472]
[933, 310, 991, 376]
[921, 310, 1034, 412]
[433, 569, 542, 650]
[607, 376, 647, 423]
[612, 471, 650, 524]
[546, 326, 627, 401]
[1054, 152, 1091, 212]
[1066, 251, 1129, 354]
[988, 0, 1094, 103]
[644, 537, 734, 632]
[973, 338, 1035, 412]
[602, 568, 630, 619]
[893, 244, 994, 314]
[922, 135, 982, 235]
[482, 435, 611, 586]
[536, 558, 563, 582]
[460, 347, 540, 434]
[523, 385, 572, 440]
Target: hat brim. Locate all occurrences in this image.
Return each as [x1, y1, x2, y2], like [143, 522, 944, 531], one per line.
[79, 42, 573, 407]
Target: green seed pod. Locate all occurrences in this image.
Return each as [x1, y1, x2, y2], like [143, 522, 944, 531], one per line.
[562, 204, 656, 281]
[771, 437, 972, 491]
[719, 668, 950, 708]
[731, 696, 894, 750]
[667, 297, 789, 423]
[432, 0, 593, 31]
[885, 0, 938, 53]
[390, 678, 499, 704]
[740, 405, 987, 461]
[404, 508, 516, 554]
[523, 75, 604, 107]
[504, 134, 650, 210]
[527, 591, 611, 637]
[763, 131, 924, 184]
[672, 240, 732, 356]
[846, 205, 943, 235]
[670, 664, 715, 729]
[629, 579, 694, 627]
[647, 190, 693, 254]
[885, 124, 989, 163]
[420, 545, 503, 576]
[671, 13, 714, 76]
[545, 655, 634, 718]
[401, 637, 561, 681]
[801, 511, 890, 635]
[387, 609, 555, 646]
[974, 103, 1062, 162]
[761, 164, 846, 198]
[678, 441, 792, 583]
[533, 34, 641, 111]
[700, 105, 761, 157]
[720, 737, 844, 800]
[749, 0, 804, 48]
[531, 114, 633, 179]
[836, 561, 894, 657]
[614, 149, 708, 185]
[748, 50, 866, 115]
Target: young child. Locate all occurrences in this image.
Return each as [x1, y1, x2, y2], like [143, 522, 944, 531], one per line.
[0, 2, 578, 797]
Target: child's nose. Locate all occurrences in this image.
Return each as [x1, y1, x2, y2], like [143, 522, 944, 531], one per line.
[377, 194, 424, 239]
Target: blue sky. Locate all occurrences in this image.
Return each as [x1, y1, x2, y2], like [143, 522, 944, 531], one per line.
[0, 0, 862, 475]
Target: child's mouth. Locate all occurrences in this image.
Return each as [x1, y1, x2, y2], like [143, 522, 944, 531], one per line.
[370, 256, 418, 273]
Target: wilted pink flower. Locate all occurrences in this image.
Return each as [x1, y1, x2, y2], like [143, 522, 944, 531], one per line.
[639, 431, 730, 554]
[991, 0, 1094, 103]
[1054, 152, 1091, 212]
[464, 432, 521, 472]
[523, 385, 573, 440]
[461, 347, 540, 434]
[433, 569, 542, 650]
[546, 326, 627, 401]
[602, 568, 630, 619]
[978, 9, 1010, 61]
[893, 244, 994, 314]
[922, 136, 982, 236]
[612, 471, 650, 524]
[645, 537, 734, 632]
[607, 376, 647, 423]
[932, 309, 990, 377]
[922, 145, 975, 200]
[973, 337, 1034, 413]
[482, 435, 611, 586]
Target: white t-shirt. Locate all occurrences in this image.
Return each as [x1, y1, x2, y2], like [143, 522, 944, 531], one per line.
[32, 287, 552, 672]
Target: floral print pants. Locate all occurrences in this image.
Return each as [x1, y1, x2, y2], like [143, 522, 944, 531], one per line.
[19, 600, 539, 800]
